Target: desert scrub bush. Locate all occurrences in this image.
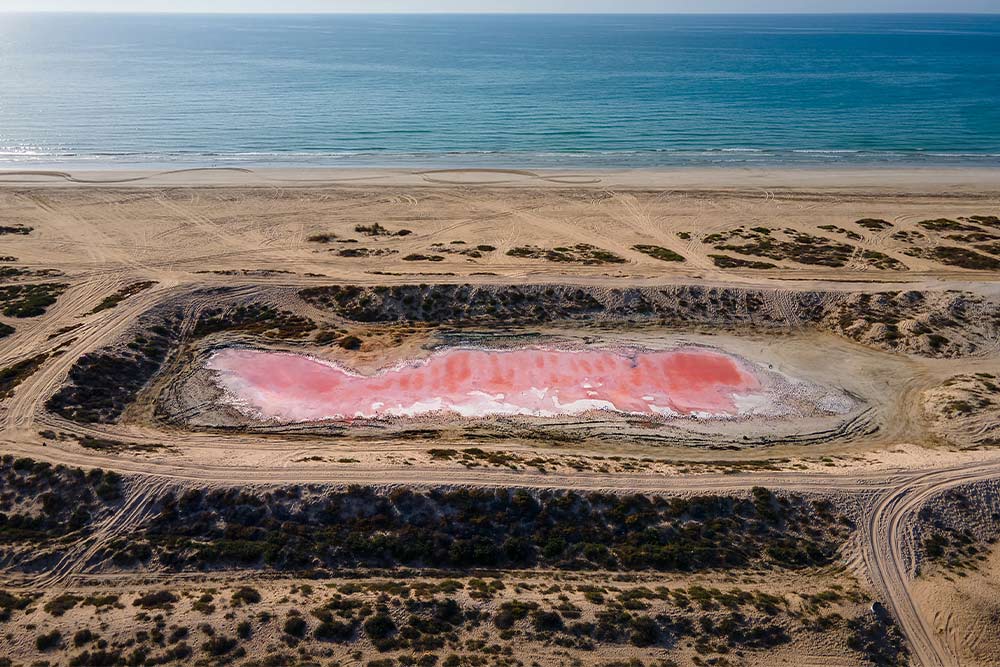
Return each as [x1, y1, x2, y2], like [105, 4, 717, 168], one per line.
[133, 590, 178, 610]
[44, 593, 81, 616]
[194, 303, 315, 339]
[232, 586, 262, 605]
[709, 227, 855, 267]
[314, 618, 356, 642]
[192, 592, 215, 614]
[73, 629, 97, 646]
[46, 318, 178, 423]
[35, 629, 62, 651]
[494, 601, 538, 629]
[632, 244, 685, 262]
[0, 225, 32, 235]
[89, 281, 157, 314]
[506, 244, 626, 265]
[847, 613, 908, 666]
[355, 223, 411, 237]
[709, 254, 776, 270]
[283, 615, 308, 638]
[903, 245, 1000, 271]
[402, 253, 445, 262]
[0, 352, 50, 400]
[0, 590, 35, 622]
[917, 218, 983, 233]
[299, 284, 606, 324]
[364, 611, 398, 645]
[202, 634, 238, 656]
[856, 218, 893, 231]
[0, 282, 67, 317]
[69, 649, 123, 666]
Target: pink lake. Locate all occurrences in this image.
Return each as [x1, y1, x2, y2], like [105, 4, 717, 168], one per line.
[206, 347, 764, 422]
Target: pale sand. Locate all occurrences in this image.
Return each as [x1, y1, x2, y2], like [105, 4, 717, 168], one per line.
[0, 165, 999, 191]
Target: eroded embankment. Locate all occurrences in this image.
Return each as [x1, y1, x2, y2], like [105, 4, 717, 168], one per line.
[301, 284, 1000, 358]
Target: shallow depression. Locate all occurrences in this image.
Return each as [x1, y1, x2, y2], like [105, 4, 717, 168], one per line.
[206, 346, 767, 422]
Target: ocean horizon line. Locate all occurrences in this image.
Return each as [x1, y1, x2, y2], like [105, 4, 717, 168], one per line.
[3, 10, 1000, 15]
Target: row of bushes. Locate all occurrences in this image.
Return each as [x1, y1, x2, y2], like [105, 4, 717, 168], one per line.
[110, 485, 851, 574]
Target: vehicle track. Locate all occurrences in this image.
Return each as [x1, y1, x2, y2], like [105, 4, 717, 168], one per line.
[29, 477, 172, 589]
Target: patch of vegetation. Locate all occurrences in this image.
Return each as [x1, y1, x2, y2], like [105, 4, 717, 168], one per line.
[891, 230, 924, 242]
[338, 248, 398, 258]
[307, 233, 338, 243]
[89, 281, 157, 314]
[0, 322, 13, 339]
[818, 224, 863, 240]
[44, 593, 82, 617]
[507, 244, 626, 265]
[355, 223, 412, 237]
[429, 243, 492, 259]
[705, 227, 855, 267]
[76, 435, 166, 453]
[917, 487, 998, 571]
[859, 250, 908, 271]
[232, 586, 262, 605]
[0, 352, 50, 400]
[194, 303, 316, 339]
[133, 590, 178, 610]
[974, 242, 1000, 257]
[127, 486, 850, 574]
[0, 225, 32, 235]
[964, 215, 1000, 229]
[46, 314, 181, 424]
[301, 283, 999, 359]
[917, 218, 983, 233]
[902, 246, 1000, 271]
[300, 284, 606, 324]
[710, 254, 776, 270]
[0, 590, 36, 623]
[403, 254, 445, 262]
[946, 231, 1000, 244]
[856, 218, 893, 231]
[0, 282, 67, 318]
[36, 629, 62, 651]
[632, 244, 685, 262]
[847, 611, 908, 667]
[0, 455, 123, 547]
[0, 266, 62, 281]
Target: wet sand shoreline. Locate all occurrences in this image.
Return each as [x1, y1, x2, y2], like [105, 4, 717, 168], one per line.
[0, 165, 999, 191]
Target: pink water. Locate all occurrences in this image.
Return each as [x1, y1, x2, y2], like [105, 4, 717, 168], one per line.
[207, 347, 763, 422]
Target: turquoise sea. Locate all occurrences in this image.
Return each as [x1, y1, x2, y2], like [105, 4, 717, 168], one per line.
[1, 13, 999, 168]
